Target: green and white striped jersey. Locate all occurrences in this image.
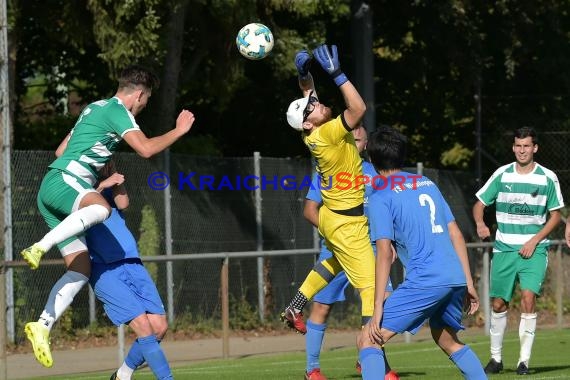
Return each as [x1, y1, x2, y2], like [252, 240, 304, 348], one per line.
[476, 162, 564, 252]
[49, 97, 140, 186]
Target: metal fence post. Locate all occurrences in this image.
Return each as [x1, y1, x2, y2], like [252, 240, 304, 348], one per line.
[0, 0, 13, 344]
[164, 149, 174, 324]
[88, 286, 95, 324]
[0, 265, 6, 380]
[483, 248, 490, 336]
[117, 324, 125, 366]
[555, 243, 563, 329]
[254, 152, 264, 322]
[221, 256, 229, 359]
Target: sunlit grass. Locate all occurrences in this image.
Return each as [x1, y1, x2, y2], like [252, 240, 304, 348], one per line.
[30, 329, 570, 379]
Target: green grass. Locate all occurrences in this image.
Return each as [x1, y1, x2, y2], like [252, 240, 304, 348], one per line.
[31, 329, 570, 379]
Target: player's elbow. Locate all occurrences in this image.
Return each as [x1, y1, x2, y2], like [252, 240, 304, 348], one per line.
[115, 198, 130, 210]
[136, 148, 154, 159]
[353, 102, 366, 120]
[358, 101, 367, 115]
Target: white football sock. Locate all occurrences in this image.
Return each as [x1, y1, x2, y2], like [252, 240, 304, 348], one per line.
[518, 313, 537, 365]
[490, 310, 508, 362]
[37, 204, 109, 251]
[39, 271, 89, 332]
[117, 362, 135, 379]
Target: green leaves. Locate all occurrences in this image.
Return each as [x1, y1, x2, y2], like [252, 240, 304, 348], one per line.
[87, 0, 161, 77]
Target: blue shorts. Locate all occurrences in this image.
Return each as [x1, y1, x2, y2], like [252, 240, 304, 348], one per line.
[90, 259, 166, 326]
[313, 246, 393, 305]
[381, 284, 466, 334]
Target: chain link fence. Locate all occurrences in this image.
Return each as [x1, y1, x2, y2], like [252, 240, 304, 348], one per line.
[6, 148, 570, 346]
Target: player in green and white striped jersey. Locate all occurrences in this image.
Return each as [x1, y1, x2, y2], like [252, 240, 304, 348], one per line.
[22, 66, 195, 369]
[473, 127, 563, 376]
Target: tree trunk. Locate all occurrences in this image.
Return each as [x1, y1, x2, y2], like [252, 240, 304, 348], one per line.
[154, 0, 189, 135]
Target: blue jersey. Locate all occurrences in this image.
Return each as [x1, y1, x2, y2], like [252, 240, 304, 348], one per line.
[368, 172, 466, 288]
[86, 189, 139, 263]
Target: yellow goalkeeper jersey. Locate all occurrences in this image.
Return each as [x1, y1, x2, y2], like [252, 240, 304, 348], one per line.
[302, 114, 363, 211]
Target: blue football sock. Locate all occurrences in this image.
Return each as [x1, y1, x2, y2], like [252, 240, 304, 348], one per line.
[138, 335, 172, 380]
[449, 345, 487, 380]
[359, 347, 385, 380]
[125, 339, 144, 369]
[125, 338, 163, 369]
[306, 320, 327, 372]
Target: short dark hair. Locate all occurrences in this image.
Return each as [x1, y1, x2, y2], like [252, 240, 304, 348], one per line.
[514, 126, 537, 145]
[367, 125, 407, 171]
[118, 65, 160, 92]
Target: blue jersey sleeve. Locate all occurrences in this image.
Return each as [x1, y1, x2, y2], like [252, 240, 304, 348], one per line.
[305, 172, 322, 203]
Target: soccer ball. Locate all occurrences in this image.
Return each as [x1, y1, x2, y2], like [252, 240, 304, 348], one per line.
[236, 23, 274, 60]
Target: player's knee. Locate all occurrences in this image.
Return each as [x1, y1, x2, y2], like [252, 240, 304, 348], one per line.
[309, 302, 332, 323]
[357, 328, 383, 350]
[153, 318, 168, 340]
[93, 203, 111, 221]
[128, 314, 154, 337]
[356, 330, 369, 350]
[491, 298, 507, 312]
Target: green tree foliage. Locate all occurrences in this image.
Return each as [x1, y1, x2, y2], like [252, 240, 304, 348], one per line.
[86, 0, 162, 78]
[9, 0, 570, 173]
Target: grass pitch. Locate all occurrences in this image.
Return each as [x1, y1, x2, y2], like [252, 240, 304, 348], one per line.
[31, 328, 570, 379]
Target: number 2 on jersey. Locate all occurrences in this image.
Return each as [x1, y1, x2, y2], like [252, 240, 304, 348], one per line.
[419, 193, 444, 234]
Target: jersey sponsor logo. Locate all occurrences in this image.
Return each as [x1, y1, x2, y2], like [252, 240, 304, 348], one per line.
[507, 202, 533, 215]
[505, 184, 513, 191]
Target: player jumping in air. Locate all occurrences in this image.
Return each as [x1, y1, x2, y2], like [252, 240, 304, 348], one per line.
[282, 44, 376, 349]
[23, 66, 194, 368]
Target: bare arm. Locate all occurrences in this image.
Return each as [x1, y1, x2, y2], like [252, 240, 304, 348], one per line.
[303, 199, 320, 228]
[472, 200, 491, 240]
[374, 239, 393, 309]
[122, 110, 195, 158]
[111, 183, 129, 210]
[448, 221, 479, 315]
[367, 238, 393, 344]
[339, 80, 366, 130]
[96, 172, 129, 210]
[96, 161, 129, 210]
[519, 209, 561, 258]
[55, 133, 71, 157]
[311, 44, 365, 129]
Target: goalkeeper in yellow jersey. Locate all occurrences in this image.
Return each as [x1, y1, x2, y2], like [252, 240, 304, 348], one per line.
[283, 44, 375, 336]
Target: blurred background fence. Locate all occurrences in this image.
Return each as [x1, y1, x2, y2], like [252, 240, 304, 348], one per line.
[4, 149, 570, 347]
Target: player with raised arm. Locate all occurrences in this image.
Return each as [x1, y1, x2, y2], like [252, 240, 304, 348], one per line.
[282, 44, 376, 343]
[358, 126, 486, 380]
[303, 126, 398, 380]
[22, 65, 195, 368]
